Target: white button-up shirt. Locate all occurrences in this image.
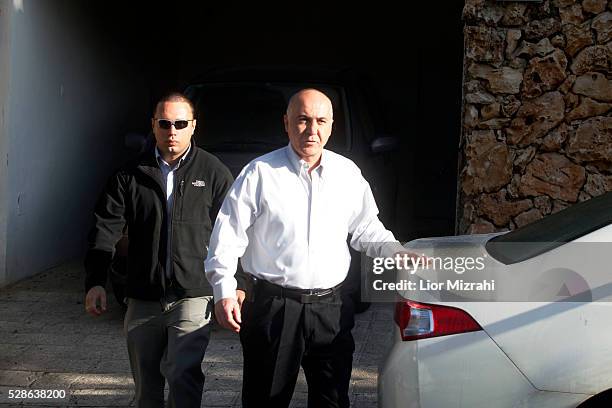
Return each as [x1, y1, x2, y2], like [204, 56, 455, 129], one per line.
[205, 145, 403, 301]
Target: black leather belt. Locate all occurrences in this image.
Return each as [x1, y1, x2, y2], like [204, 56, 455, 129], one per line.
[255, 278, 342, 303]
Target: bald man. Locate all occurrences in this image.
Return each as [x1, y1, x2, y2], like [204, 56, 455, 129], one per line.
[205, 89, 405, 407]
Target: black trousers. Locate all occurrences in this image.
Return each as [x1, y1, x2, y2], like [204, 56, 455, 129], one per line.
[239, 286, 356, 408]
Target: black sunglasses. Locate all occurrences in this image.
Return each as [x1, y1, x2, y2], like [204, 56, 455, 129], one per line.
[155, 119, 194, 130]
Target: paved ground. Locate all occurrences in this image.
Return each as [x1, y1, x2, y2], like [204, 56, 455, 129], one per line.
[0, 261, 394, 407]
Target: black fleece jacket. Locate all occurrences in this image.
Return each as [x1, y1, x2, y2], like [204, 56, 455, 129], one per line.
[85, 142, 240, 300]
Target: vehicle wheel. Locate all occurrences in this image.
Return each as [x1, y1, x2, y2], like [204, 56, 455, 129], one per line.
[577, 389, 612, 407]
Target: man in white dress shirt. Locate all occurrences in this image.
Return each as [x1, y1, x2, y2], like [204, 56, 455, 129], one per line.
[205, 88, 405, 407]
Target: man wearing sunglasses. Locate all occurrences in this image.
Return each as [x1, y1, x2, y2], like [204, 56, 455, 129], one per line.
[84, 92, 244, 408]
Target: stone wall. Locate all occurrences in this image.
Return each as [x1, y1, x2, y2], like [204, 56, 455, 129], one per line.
[458, 0, 612, 234]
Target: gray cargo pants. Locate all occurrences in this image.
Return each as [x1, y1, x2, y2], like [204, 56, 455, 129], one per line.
[124, 296, 213, 408]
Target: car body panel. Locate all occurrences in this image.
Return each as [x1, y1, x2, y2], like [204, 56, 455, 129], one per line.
[378, 328, 589, 408]
[463, 301, 612, 394]
[380, 193, 612, 406]
[469, 225, 612, 394]
[393, 224, 612, 394]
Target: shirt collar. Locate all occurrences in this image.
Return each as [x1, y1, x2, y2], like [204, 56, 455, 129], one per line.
[155, 144, 191, 170]
[285, 144, 325, 176]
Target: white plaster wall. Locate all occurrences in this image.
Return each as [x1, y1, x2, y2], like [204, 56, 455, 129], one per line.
[0, 0, 14, 285]
[3, 0, 147, 285]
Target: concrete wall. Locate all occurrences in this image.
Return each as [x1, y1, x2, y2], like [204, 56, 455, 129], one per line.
[0, 1, 13, 286]
[1, 0, 147, 285]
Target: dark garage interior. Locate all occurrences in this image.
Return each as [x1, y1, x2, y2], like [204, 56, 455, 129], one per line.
[0, 1, 465, 284]
[89, 2, 464, 242]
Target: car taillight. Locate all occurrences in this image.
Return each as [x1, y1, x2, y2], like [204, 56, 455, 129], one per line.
[394, 300, 482, 341]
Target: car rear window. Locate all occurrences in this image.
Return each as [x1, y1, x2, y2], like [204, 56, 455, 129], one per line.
[185, 83, 349, 152]
[486, 191, 612, 264]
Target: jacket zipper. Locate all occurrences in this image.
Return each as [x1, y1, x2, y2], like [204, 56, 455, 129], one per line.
[168, 178, 185, 282]
[136, 151, 194, 299]
[179, 179, 185, 219]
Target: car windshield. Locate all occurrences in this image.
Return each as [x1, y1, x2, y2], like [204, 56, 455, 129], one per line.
[185, 83, 349, 152]
[486, 191, 612, 264]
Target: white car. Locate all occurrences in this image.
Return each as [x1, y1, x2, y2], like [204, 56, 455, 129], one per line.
[378, 191, 612, 408]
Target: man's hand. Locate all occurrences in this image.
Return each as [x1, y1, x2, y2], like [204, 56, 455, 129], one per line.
[85, 286, 107, 316]
[236, 290, 246, 309]
[215, 297, 242, 333]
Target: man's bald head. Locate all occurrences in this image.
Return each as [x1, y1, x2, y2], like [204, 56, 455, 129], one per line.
[284, 88, 334, 169]
[286, 89, 334, 119]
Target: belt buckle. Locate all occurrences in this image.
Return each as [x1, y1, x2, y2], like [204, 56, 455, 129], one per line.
[301, 292, 314, 303]
[315, 288, 333, 296]
[301, 288, 330, 303]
